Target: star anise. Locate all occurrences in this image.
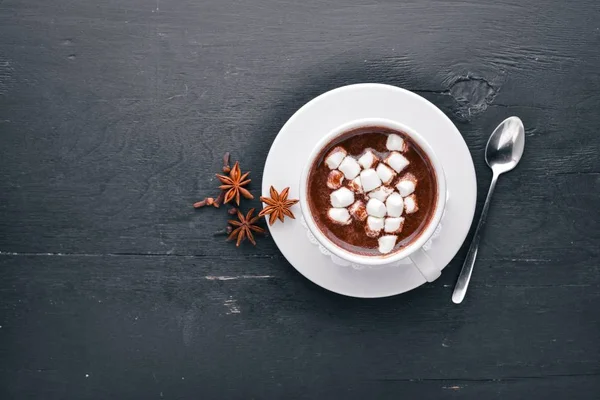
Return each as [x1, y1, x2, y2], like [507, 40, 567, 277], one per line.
[259, 186, 299, 225]
[228, 208, 265, 246]
[215, 161, 254, 205]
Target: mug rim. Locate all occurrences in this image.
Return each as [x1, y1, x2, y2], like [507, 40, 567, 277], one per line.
[299, 117, 447, 266]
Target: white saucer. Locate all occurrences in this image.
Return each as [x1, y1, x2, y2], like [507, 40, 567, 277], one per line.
[261, 83, 476, 298]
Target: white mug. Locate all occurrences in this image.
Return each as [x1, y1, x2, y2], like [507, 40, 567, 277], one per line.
[298, 118, 447, 282]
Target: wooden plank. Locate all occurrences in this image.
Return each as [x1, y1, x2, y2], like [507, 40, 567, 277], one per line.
[0, 255, 598, 398]
[1, 1, 599, 258]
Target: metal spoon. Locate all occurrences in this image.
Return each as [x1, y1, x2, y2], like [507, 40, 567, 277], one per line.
[452, 116, 525, 304]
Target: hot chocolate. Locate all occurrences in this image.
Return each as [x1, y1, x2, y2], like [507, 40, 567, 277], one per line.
[306, 126, 438, 256]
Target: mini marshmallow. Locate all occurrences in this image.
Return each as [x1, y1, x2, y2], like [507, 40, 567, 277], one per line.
[396, 173, 417, 196]
[338, 156, 361, 180]
[325, 147, 347, 169]
[328, 208, 351, 225]
[378, 235, 397, 254]
[360, 169, 382, 192]
[384, 217, 405, 233]
[404, 194, 419, 214]
[386, 192, 404, 217]
[368, 186, 393, 202]
[326, 170, 344, 190]
[376, 163, 396, 184]
[367, 216, 384, 232]
[358, 149, 378, 169]
[366, 198, 386, 218]
[386, 134, 406, 152]
[348, 176, 363, 194]
[385, 152, 410, 173]
[349, 200, 368, 221]
[330, 187, 355, 208]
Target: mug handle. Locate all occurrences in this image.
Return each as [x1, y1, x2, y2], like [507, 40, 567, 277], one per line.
[409, 249, 441, 282]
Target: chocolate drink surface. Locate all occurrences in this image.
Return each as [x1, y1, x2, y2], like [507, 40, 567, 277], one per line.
[307, 126, 438, 256]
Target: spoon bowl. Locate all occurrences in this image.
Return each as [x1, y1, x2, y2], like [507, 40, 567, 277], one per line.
[486, 116, 525, 175]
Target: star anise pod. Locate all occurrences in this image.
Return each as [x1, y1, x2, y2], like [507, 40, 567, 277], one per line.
[228, 208, 265, 246]
[259, 186, 299, 225]
[215, 161, 254, 206]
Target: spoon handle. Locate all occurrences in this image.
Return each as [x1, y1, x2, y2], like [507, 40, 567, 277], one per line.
[452, 173, 499, 304]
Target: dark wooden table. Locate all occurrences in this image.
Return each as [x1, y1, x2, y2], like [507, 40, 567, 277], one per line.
[1, 0, 599, 398]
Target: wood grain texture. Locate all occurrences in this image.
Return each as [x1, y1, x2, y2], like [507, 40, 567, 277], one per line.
[1, 0, 599, 398]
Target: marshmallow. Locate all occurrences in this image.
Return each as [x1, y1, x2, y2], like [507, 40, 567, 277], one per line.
[385, 192, 404, 217]
[366, 198, 386, 218]
[338, 156, 361, 180]
[327, 170, 344, 190]
[327, 208, 351, 225]
[348, 176, 363, 194]
[376, 163, 396, 184]
[330, 187, 355, 208]
[366, 216, 384, 236]
[396, 173, 417, 196]
[325, 147, 347, 169]
[404, 194, 419, 214]
[378, 235, 397, 254]
[384, 217, 405, 233]
[360, 169, 382, 192]
[349, 200, 368, 221]
[385, 152, 410, 173]
[358, 149, 378, 169]
[368, 186, 393, 202]
[386, 134, 406, 152]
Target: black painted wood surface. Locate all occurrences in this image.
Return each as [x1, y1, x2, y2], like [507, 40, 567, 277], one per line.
[1, 0, 599, 398]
